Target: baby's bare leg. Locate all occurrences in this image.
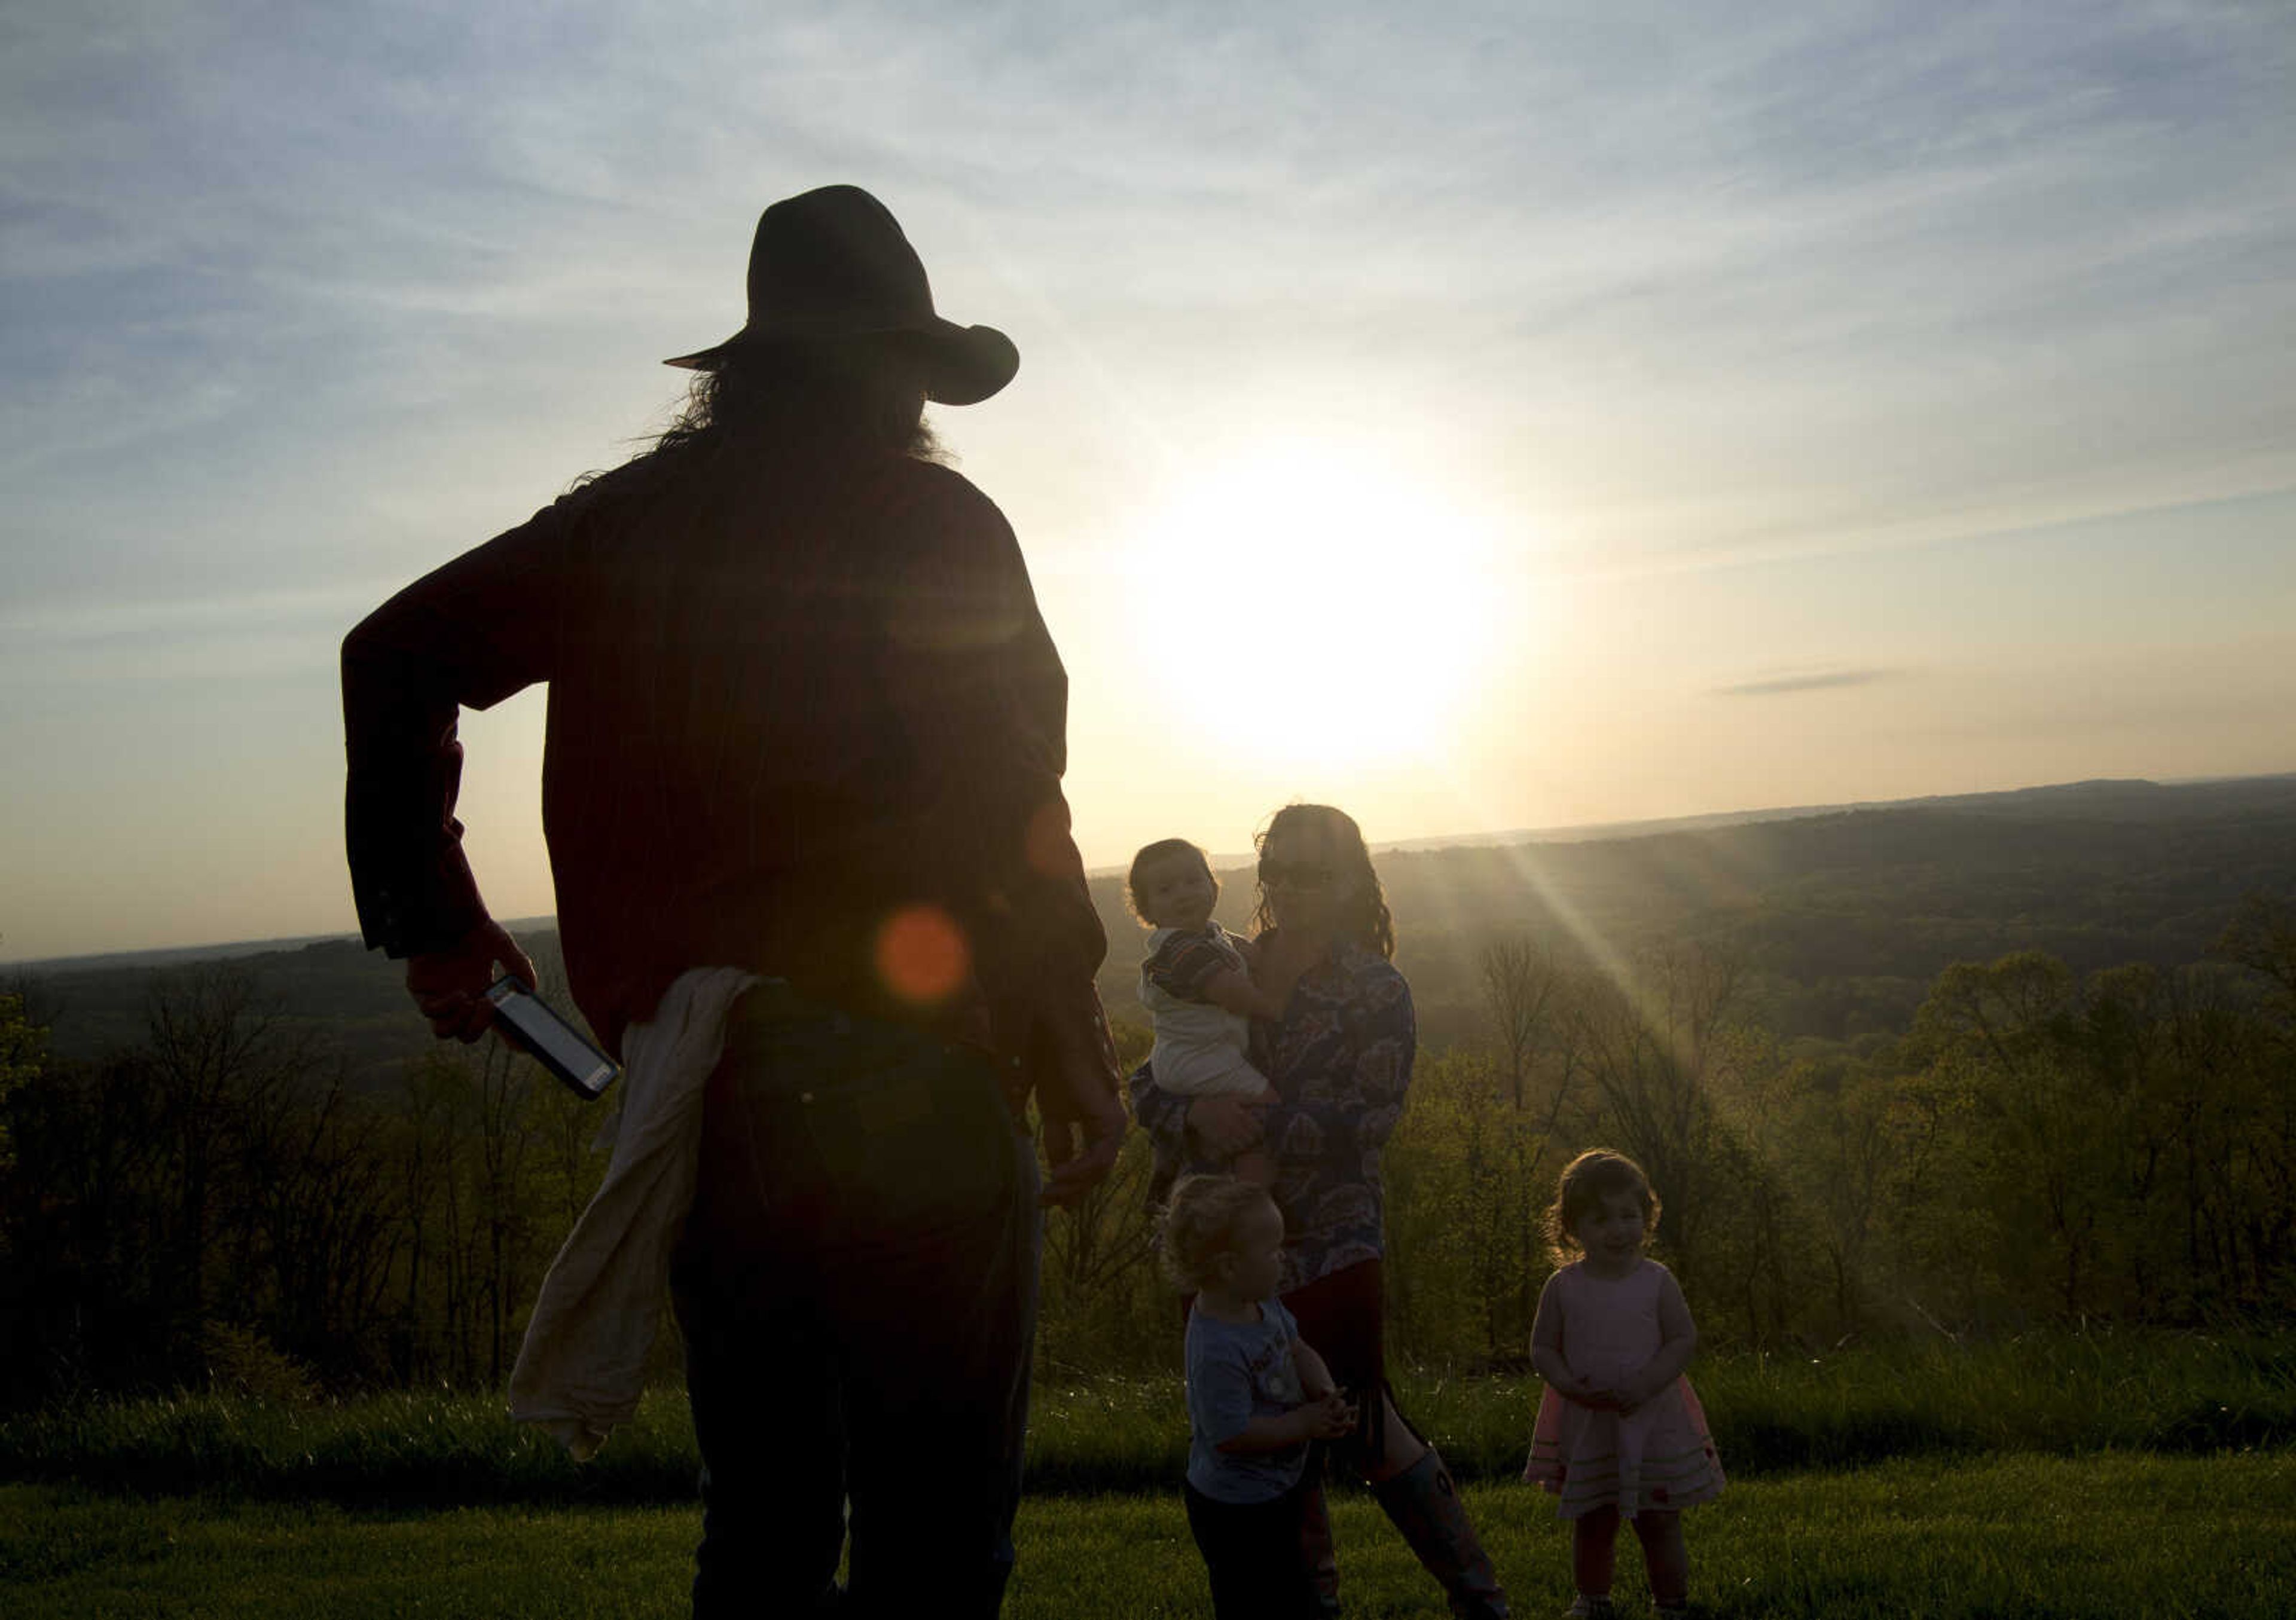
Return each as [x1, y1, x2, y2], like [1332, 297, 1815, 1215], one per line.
[1226, 1086, 1282, 1186]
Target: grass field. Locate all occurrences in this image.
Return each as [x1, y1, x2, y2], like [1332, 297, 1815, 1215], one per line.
[5, 1453, 2294, 1618]
[5, 1338, 2293, 1616]
[7, 1334, 2292, 1502]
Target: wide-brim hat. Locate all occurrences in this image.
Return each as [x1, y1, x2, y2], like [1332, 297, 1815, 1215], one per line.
[662, 185, 1018, 406]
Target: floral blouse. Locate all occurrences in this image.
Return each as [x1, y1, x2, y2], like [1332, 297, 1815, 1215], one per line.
[1130, 934, 1415, 1293]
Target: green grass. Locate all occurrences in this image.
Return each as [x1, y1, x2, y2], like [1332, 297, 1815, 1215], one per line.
[1417, 1329, 2296, 1480]
[9, 1333, 2288, 1502]
[5, 1453, 2292, 1618]
[0, 1387, 702, 1505]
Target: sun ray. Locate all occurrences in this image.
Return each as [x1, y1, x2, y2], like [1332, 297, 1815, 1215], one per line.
[1419, 751, 1713, 1084]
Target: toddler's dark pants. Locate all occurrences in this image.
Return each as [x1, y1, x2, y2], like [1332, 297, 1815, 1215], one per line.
[1184, 1475, 1326, 1620]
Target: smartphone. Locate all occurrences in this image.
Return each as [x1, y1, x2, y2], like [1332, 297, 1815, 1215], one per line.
[485, 977, 619, 1100]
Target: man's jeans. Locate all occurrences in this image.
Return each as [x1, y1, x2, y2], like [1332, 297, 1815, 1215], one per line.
[671, 989, 1040, 1618]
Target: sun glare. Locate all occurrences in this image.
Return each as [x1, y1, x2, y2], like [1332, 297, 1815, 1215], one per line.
[1119, 444, 1522, 771]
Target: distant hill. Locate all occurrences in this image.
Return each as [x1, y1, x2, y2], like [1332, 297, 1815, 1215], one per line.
[1361, 772, 2296, 1049]
[13, 933, 361, 975]
[1087, 774, 2288, 872]
[6, 917, 560, 976]
[19, 775, 2295, 1074]
[1091, 775, 2296, 1043]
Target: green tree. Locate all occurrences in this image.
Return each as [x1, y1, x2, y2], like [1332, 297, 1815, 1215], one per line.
[1478, 934, 1562, 1109]
[1564, 941, 1745, 1303]
[0, 985, 47, 1184]
[1383, 1049, 1552, 1365]
[1772, 1043, 1919, 1334]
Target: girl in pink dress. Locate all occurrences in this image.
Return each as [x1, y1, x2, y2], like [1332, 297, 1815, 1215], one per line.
[1523, 1150, 1723, 1620]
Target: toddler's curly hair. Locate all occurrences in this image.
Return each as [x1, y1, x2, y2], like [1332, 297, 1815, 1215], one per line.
[1543, 1148, 1662, 1264]
[1159, 1173, 1276, 1294]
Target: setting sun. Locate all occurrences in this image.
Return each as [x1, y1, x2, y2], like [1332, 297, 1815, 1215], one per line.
[1115, 443, 1527, 771]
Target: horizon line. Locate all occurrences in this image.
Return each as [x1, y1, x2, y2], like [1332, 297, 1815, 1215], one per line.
[11, 769, 2293, 974]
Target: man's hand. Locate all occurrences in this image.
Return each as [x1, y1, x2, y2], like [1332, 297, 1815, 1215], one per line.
[1036, 1002, 1128, 1208]
[405, 919, 538, 1043]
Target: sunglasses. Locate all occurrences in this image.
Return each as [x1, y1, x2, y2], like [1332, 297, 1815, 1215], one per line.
[1257, 860, 1338, 889]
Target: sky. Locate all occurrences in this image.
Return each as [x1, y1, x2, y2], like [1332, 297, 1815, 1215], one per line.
[3, 0, 2292, 964]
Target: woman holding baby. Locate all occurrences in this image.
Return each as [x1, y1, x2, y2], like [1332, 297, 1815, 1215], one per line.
[1129, 803, 1510, 1620]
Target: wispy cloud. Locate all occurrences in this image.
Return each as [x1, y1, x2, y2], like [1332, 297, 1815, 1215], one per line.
[0, 582, 378, 647]
[4, 1, 2294, 959]
[1715, 668, 1900, 698]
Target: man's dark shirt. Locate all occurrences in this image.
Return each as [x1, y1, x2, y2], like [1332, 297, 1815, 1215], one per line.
[342, 441, 1110, 1068]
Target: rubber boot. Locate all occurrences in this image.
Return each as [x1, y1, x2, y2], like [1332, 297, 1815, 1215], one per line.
[1371, 1448, 1510, 1619]
[1296, 1472, 1341, 1616]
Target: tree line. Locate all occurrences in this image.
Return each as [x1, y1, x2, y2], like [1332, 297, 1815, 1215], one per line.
[1380, 894, 2296, 1362]
[0, 967, 609, 1409]
[4, 894, 2292, 1409]
[1034, 894, 2296, 1373]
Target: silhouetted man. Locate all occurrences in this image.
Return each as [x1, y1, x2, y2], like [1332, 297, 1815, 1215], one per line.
[343, 185, 1125, 1618]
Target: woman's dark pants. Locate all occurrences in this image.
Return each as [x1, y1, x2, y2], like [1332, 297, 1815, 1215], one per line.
[671, 994, 1040, 1618]
[1184, 1476, 1324, 1620]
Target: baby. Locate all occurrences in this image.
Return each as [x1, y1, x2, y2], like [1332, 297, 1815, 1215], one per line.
[1129, 839, 1290, 1186]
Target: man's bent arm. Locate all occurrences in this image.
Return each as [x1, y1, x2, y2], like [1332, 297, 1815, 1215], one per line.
[342, 501, 571, 958]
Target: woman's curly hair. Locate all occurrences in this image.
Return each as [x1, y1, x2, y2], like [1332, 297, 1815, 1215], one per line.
[1250, 803, 1394, 960]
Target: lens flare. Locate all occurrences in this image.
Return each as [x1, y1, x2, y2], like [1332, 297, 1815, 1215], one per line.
[874, 904, 971, 1006]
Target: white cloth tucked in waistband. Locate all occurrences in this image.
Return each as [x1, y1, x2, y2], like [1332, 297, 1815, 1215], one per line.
[508, 965, 760, 1460]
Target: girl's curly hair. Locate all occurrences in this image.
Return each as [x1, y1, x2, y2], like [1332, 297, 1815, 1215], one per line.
[1159, 1173, 1277, 1294]
[1543, 1148, 1661, 1264]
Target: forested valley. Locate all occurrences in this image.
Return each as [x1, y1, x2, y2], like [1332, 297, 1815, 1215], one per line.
[4, 775, 2292, 1409]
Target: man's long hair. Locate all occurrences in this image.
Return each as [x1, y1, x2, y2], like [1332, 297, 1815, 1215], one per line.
[587, 334, 943, 493]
